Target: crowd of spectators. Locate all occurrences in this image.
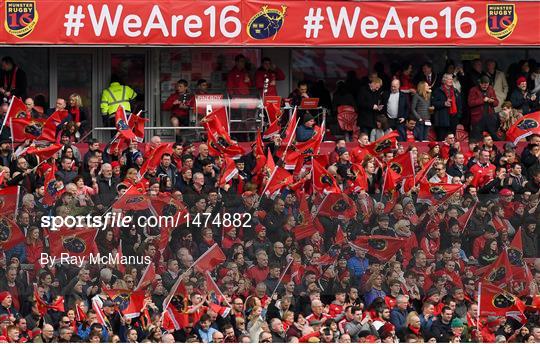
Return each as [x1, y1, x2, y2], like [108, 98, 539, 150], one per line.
[0, 54, 538, 343]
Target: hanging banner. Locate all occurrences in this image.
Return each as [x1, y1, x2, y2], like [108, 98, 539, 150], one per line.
[0, 0, 538, 46]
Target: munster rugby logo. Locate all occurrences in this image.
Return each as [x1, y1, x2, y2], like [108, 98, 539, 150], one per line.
[488, 266, 506, 283]
[62, 236, 87, 254]
[331, 199, 349, 213]
[507, 248, 524, 267]
[368, 239, 387, 251]
[492, 292, 515, 309]
[0, 218, 11, 243]
[516, 118, 538, 130]
[24, 121, 43, 137]
[390, 163, 402, 174]
[430, 186, 447, 200]
[374, 139, 392, 153]
[4, 0, 38, 39]
[247, 5, 287, 40]
[486, 4, 517, 40]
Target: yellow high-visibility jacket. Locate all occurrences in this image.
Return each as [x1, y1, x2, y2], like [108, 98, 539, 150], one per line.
[100, 82, 137, 117]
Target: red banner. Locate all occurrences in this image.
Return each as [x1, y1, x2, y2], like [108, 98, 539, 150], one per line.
[0, 1, 538, 46]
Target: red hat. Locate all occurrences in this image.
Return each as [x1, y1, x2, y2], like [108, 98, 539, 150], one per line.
[181, 166, 190, 174]
[0, 336, 7, 343]
[516, 76, 527, 86]
[365, 335, 378, 343]
[255, 224, 266, 234]
[499, 188, 513, 196]
[0, 291, 10, 304]
[111, 161, 120, 169]
[428, 142, 439, 149]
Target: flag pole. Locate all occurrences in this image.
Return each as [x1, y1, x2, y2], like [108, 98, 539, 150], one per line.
[477, 282, 482, 331]
[380, 168, 388, 203]
[0, 96, 14, 136]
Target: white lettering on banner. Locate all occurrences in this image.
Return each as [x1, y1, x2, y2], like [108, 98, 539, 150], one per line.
[380, 7, 405, 38]
[326, 7, 360, 39]
[66, 4, 242, 39]
[312, 6, 477, 40]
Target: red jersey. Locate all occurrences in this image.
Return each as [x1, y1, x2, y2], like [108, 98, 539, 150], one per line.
[246, 265, 269, 284]
[227, 67, 252, 95]
[469, 162, 496, 187]
[163, 92, 195, 118]
[255, 67, 285, 96]
[328, 303, 344, 318]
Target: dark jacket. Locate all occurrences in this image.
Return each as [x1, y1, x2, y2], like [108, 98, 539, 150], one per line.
[429, 319, 453, 342]
[432, 86, 462, 127]
[94, 175, 120, 209]
[295, 124, 315, 142]
[356, 86, 384, 129]
[509, 89, 536, 115]
[397, 123, 422, 142]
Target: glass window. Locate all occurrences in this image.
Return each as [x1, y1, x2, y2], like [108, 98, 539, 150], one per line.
[0, 47, 48, 108]
[110, 53, 146, 114]
[57, 53, 93, 126]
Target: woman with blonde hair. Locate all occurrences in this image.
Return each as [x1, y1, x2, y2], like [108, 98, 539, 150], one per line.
[411, 81, 434, 141]
[67, 93, 88, 136]
[397, 311, 423, 342]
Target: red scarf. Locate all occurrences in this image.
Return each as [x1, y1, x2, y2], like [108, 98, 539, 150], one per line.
[71, 107, 80, 123]
[3, 66, 17, 90]
[408, 325, 421, 335]
[443, 86, 458, 115]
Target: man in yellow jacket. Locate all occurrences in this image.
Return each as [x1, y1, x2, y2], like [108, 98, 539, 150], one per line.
[100, 74, 137, 126]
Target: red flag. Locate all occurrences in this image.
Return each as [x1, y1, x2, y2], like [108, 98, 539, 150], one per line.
[113, 184, 150, 211]
[352, 235, 404, 261]
[0, 170, 5, 186]
[103, 288, 146, 319]
[285, 122, 325, 168]
[149, 195, 187, 227]
[335, 225, 346, 245]
[417, 181, 463, 205]
[293, 225, 318, 241]
[264, 98, 282, 123]
[458, 203, 477, 233]
[2, 96, 26, 128]
[479, 283, 525, 317]
[506, 111, 540, 144]
[508, 229, 527, 281]
[48, 227, 98, 259]
[264, 167, 293, 198]
[388, 152, 415, 181]
[115, 106, 136, 140]
[34, 286, 49, 316]
[204, 271, 228, 304]
[43, 163, 62, 206]
[318, 193, 357, 220]
[478, 250, 514, 287]
[292, 191, 315, 240]
[252, 131, 267, 175]
[382, 168, 401, 194]
[10, 117, 48, 142]
[263, 118, 281, 140]
[312, 159, 341, 194]
[128, 111, 148, 142]
[266, 150, 276, 172]
[203, 112, 244, 158]
[47, 110, 70, 127]
[194, 244, 226, 273]
[75, 302, 87, 322]
[365, 131, 399, 156]
[208, 302, 232, 318]
[204, 107, 229, 135]
[277, 108, 298, 158]
[350, 163, 368, 192]
[25, 143, 63, 161]
[218, 156, 238, 187]
[0, 186, 20, 217]
[91, 296, 110, 328]
[0, 216, 25, 250]
[414, 157, 436, 184]
[139, 143, 173, 177]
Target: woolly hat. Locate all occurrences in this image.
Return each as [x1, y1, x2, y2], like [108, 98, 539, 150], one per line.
[451, 318, 464, 328]
[303, 113, 315, 123]
[516, 76, 527, 86]
[0, 291, 10, 304]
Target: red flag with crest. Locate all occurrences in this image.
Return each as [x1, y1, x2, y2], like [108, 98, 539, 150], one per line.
[312, 159, 341, 194]
[479, 283, 525, 317]
[506, 111, 540, 144]
[352, 235, 404, 261]
[103, 288, 146, 319]
[10, 117, 48, 142]
[264, 167, 293, 198]
[43, 164, 62, 206]
[388, 152, 415, 181]
[48, 227, 98, 259]
[477, 250, 514, 287]
[113, 183, 150, 211]
[128, 111, 148, 142]
[365, 131, 399, 156]
[115, 106, 136, 140]
[318, 193, 357, 220]
[0, 216, 25, 250]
